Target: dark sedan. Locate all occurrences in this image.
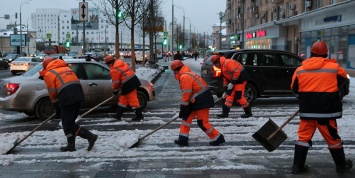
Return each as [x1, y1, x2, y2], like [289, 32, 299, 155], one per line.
[0, 58, 9, 69]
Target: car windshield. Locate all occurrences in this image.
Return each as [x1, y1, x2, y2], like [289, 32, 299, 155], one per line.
[6, 54, 17, 58]
[22, 63, 43, 76]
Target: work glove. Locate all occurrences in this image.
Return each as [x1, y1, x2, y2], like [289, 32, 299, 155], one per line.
[53, 102, 60, 119]
[113, 90, 119, 95]
[38, 76, 44, 80]
[227, 83, 234, 90]
[179, 104, 190, 118]
[222, 92, 227, 99]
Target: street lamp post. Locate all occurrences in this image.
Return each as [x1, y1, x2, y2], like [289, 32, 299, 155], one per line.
[20, 0, 31, 55]
[27, 17, 30, 54]
[185, 17, 192, 50]
[241, 0, 245, 49]
[175, 5, 185, 53]
[219, 11, 224, 50]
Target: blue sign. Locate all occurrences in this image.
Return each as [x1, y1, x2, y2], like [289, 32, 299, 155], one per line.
[324, 15, 342, 23]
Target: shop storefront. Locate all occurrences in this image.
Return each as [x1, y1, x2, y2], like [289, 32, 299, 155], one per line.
[243, 22, 288, 50]
[299, 2, 355, 69]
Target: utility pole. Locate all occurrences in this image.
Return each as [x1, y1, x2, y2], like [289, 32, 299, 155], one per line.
[149, 0, 154, 63]
[241, 0, 245, 49]
[171, 0, 174, 52]
[115, 0, 120, 58]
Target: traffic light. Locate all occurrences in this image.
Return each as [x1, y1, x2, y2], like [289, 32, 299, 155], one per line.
[65, 41, 70, 48]
[179, 45, 182, 50]
[163, 38, 167, 45]
[117, 10, 123, 19]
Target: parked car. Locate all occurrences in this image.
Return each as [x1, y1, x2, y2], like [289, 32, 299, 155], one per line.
[201, 49, 350, 104]
[36, 53, 48, 61]
[9, 57, 42, 75]
[3, 54, 20, 63]
[0, 58, 156, 120]
[0, 58, 9, 69]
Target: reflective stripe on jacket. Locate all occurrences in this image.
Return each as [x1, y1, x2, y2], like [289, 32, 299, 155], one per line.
[110, 59, 141, 95]
[178, 65, 214, 111]
[290, 57, 347, 120]
[219, 56, 248, 86]
[43, 60, 84, 106]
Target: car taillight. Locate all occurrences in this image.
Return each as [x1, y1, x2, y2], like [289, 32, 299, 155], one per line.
[6, 83, 20, 95]
[23, 63, 30, 66]
[213, 66, 221, 77]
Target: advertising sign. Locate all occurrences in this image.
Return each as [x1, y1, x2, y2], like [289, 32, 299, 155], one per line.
[10, 34, 27, 46]
[71, 8, 99, 30]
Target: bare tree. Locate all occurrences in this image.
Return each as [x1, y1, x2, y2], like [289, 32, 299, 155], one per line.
[136, 1, 150, 67]
[92, 0, 124, 58]
[121, 0, 148, 71]
[174, 24, 183, 51]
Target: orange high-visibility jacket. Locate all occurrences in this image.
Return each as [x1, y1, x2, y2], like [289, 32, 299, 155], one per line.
[177, 65, 214, 111]
[219, 56, 249, 86]
[109, 59, 141, 95]
[291, 57, 348, 120]
[43, 60, 84, 106]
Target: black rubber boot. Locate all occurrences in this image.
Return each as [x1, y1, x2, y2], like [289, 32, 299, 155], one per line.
[109, 106, 124, 121]
[291, 144, 309, 174]
[174, 139, 188, 147]
[209, 134, 225, 146]
[132, 108, 144, 122]
[77, 127, 98, 151]
[241, 106, 252, 118]
[217, 104, 230, 118]
[60, 136, 76, 152]
[329, 147, 353, 174]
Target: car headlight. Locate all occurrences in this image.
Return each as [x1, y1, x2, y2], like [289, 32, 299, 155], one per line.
[9, 58, 12, 61]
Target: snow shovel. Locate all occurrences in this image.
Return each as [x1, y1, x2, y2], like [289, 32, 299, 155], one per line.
[5, 96, 114, 154]
[252, 109, 299, 152]
[4, 113, 56, 154]
[129, 97, 223, 148]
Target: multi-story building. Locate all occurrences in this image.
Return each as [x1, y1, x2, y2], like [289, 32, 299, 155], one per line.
[31, 8, 148, 52]
[225, 0, 355, 69]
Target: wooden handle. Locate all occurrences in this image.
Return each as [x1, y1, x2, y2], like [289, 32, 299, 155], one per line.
[267, 109, 300, 140]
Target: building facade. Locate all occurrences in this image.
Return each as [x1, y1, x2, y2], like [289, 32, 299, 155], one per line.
[225, 0, 355, 69]
[31, 8, 149, 52]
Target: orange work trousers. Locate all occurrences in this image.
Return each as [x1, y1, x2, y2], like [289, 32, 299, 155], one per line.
[178, 108, 221, 141]
[297, 119, 343, 149]
[225, 81, 249, 108]
[117, 89, 140, 109]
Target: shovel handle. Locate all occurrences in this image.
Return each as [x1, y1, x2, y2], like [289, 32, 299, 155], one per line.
[81, 96, 115, 118]
[136, 97, 222, 143]
[137, 113, 180, 142]
[267, 109, 300, 140]
[5, 113, 56, 154]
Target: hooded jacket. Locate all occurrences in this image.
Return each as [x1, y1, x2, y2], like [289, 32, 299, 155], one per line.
[219, 56, 249, 86]
[43, 60, 84, 106]
[109, 59, 141, 95]
[177, 65, 214, 111]
[291, 57, 348, 120]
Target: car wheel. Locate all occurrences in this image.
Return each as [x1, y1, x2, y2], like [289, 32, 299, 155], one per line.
[35, 97, 54, 120]
[137, 90, 148, 110]
[11, 71, 16, 75]
[244, 83, 257, 104]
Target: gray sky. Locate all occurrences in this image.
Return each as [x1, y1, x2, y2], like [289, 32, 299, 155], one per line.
[0, 0, 226, 35]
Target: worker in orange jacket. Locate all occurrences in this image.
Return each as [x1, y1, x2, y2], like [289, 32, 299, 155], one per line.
[290, 41, 352, 174]
[105, 56, 143, 122]
[171, 60, 225, 146]
[210, 55, 252, 118]
[40, 57, 98, 152]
